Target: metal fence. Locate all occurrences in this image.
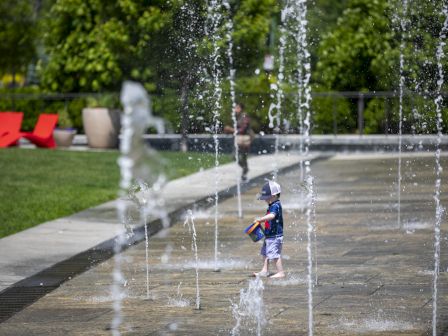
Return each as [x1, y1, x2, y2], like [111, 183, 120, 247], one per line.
[0, 91, 445, 135]
[311, 91, 445, 135]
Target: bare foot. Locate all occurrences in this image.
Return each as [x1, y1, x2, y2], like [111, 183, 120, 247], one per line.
[252, 271, 269, 277]
[269, 272, 285, 278]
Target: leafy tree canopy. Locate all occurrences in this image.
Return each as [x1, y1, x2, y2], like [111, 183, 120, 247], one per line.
[40, 0, 179, 92]
[316, 0, 396, 91]
[39, 0, 278, 93]
[315, 0, 448, 93]
[0, 0, 37, 83]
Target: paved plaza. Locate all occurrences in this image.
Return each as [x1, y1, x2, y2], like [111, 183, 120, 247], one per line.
[0, 152, 447, 335]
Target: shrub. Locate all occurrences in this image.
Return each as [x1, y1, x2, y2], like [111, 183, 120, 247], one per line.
[311, 93, 354, 134]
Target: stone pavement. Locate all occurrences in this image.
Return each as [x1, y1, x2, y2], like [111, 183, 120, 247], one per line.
[0, 152, 312, 292]
[68, 134, 448, 153]
[0, 152, 447, 335]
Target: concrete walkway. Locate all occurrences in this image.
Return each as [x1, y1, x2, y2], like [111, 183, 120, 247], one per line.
[0, 152, 316, 293]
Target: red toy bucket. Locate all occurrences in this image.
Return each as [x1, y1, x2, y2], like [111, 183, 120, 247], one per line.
[244, 221, 265, 242]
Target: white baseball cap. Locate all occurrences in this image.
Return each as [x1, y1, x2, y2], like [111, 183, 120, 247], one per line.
[257, 180, 281, 200]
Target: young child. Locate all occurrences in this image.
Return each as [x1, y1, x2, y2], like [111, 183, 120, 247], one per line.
[253, 180, 285, 278]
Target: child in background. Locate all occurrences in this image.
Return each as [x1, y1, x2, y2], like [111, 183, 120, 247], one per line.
[253, 180, 285, 278]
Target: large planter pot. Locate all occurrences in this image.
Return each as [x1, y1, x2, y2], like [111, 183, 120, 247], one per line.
[82, 107, 121, 149]
[53, 128, 77, 148]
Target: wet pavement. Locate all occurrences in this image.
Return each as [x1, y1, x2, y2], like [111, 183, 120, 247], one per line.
[0, 152, 309, 293]
[0, 152, 447, 335]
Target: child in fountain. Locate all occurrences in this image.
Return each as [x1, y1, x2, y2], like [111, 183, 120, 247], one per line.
[253, 180, 285, 278]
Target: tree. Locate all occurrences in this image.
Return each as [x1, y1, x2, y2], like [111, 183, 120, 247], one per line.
[396, 0, 448, 134]
[40, 0, 179, 92]
[231, 0, 278, 74]
[0, 0, 37, 87]
[315, 0, 396, 92]
[315, 0, 448, 92]
[307, 0, 349, 69]
[401, 0, 448, 95]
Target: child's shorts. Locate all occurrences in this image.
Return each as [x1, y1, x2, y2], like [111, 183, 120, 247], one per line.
[260, 236, 283, 260]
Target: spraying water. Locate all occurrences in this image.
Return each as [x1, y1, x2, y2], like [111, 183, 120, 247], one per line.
[142, 209, 150, 298]
[268, 2, 291, 179]
[178, 2, 209, 150]
[223, 0, 242, 218]
[231, 277, 266, 336]
[305, 164, 314, 335]
[397, 0, 409, 229]
[267, 78, 280, 179]
[113, 81, 165, 334]
[296, 40, 305, 182]
[127, 181, 152, 299]
[110, 222, 126, 336]
[295, 0, 312, 158]
[293, 0, 314, 334]
[432, 5, 448, 335]
[311, 176, 318, 286]
[207, 0, 224, 271]
[184, 210, 201, 310]
[168, 282, 190, 307]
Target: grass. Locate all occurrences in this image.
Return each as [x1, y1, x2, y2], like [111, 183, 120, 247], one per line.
[0, 148, 233, 239]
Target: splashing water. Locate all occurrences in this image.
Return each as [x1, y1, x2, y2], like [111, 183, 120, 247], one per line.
[397, 0, 409, 229]
[432, 5, 448, 335]
[294, 0, 312, 160]
[268, 2, 291, 179]
[337, 317, 415, 333]
[231, 277, 266, 336]
[292, 0, 314, 334]
[152, 258, 248, 271]
[184, 210, 201, 310]
[409, 1, 423, 137]
[177, 2, 202, 151]
[110, 223, 126, 336]
[168, 282, 191, 308]
[206, 0, 224, 271]
[128, 181, 152, 299]
[113, 81, 166, 335]
[223, 0, 242, 218]
[142, 207, 150, 298]
[268, 273, 307, 286]
[305, 167, 315, 336]
[128, 181, 169, 302]
[311, 175, 318, 285]
[295, 14, 305, 182]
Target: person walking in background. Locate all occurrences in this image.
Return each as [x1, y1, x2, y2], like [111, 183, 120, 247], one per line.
[224, 102, 253, 182]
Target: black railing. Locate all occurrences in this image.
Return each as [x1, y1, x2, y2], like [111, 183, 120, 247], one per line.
[0, 91, 445, 135]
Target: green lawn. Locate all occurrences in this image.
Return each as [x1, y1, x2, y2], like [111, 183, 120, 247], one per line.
[0, 148, 233, 238]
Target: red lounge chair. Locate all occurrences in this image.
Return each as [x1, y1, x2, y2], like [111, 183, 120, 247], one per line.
[0, 112, 24, 147]
[20, 114, 59, 148]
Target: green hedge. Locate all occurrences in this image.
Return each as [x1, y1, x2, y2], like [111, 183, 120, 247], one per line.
[364, 96, 448, 134]
[311, 94, 354, 134]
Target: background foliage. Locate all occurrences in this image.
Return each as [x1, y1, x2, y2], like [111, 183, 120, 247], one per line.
[0, 0, 447, 134]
